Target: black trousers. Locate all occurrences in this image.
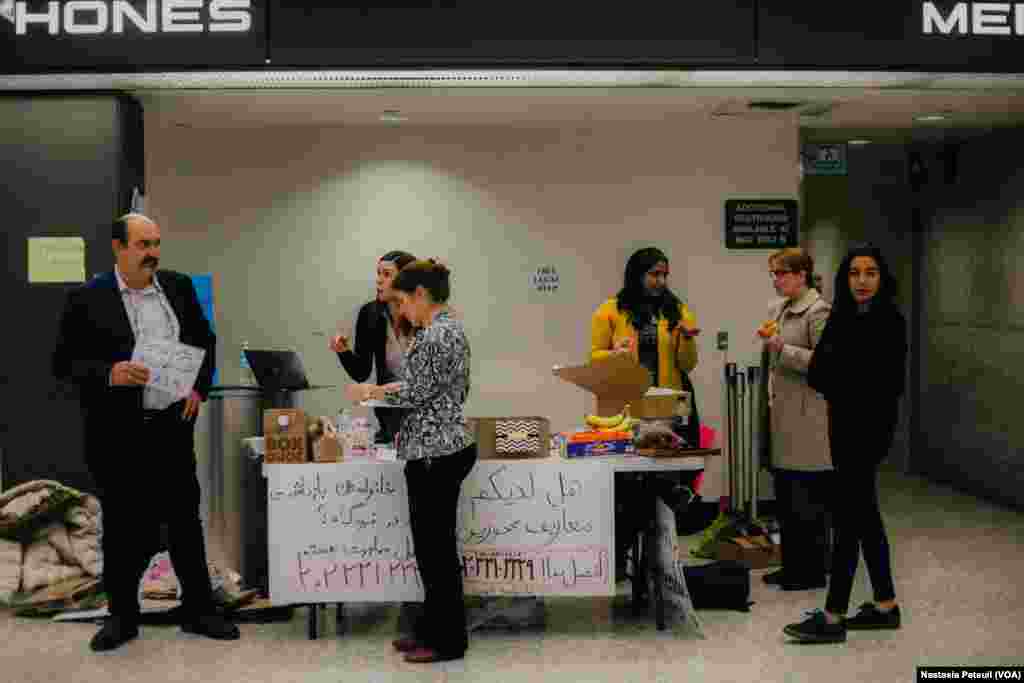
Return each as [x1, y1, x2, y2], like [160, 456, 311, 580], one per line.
[825, 403, 898, 615]
[374, 407, 406, 444]
[404, 445, 477, 656]
[773, 468, 834, 584]
[93, 403, 214, 623]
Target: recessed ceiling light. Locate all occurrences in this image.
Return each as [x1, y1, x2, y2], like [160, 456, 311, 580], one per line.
[915, 113, 948, 122]
[380, 110, 407, 123]
[848, 139, 872, 145]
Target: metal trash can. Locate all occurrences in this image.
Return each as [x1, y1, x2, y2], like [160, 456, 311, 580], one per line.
[199, 387, 305, 594]
[202, 387, 261, 589]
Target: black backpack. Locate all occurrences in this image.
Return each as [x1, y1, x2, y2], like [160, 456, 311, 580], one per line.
[683, 560, 753, 612]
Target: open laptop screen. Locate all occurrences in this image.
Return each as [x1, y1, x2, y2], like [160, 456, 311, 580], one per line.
[244, 349, 311, 392]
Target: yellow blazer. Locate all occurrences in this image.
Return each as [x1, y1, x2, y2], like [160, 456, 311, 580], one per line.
[590, 298, 698, 389]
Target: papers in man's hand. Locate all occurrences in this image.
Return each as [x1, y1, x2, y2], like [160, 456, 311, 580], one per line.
[359, 399, 412, 409]
[132, 339, 206, 401]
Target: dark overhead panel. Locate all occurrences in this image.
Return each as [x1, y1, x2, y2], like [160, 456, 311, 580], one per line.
[0, 0, 268, 74]
[267, 1, 756, 67]
[757, 1, 1024, 72]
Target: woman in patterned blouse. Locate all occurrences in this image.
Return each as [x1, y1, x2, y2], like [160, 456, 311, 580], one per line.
[345, 259, 476, 664]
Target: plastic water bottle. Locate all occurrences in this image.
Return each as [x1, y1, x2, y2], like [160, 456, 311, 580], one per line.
[349, 411, 373, 457]
[240, 341, 255, 385]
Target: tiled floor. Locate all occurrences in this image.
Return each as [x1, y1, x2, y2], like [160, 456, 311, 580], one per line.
[3, 467, 1022, 683]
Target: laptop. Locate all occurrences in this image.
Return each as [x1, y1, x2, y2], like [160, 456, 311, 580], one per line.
[244, 349, 334, 392]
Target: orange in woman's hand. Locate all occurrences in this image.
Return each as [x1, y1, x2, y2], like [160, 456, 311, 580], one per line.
[757, 320, 779, 339]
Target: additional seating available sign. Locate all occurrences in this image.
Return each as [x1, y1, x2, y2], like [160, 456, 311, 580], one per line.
[265, 460, 614, 605]
[724, 199, 799, 250]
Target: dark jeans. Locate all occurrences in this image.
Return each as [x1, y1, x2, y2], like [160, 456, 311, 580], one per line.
[404, 444, 477, 656]
[824, 403, 898, 615]
[773, 468, 834, 583]
[93, 403, 214, 623]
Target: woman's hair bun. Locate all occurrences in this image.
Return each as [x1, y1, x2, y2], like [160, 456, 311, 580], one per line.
[427, 258, 451, 276]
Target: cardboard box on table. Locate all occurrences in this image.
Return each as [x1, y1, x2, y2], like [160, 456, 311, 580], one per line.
[263, 409, 307, 464]
[552, 353, 690, 419]
[470, 416, 551, 459]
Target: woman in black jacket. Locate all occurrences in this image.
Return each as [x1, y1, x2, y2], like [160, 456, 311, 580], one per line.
[784, 243, 907, 644]
[330, 250, 416, 443]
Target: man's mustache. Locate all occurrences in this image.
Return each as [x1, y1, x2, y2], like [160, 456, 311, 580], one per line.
[141, 257, 159, 268]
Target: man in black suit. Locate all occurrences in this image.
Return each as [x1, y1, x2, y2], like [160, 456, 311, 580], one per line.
[53, 214, 239, 651]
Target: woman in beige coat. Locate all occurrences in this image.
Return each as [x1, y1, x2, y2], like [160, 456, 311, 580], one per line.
[759, 248, 834, 591]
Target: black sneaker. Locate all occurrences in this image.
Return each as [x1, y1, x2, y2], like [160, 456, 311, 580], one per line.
[90, 616, 139, 652]
[783, 610, 847, 643]
[763, 569, 785, 585]
[845, 602, 901, 630]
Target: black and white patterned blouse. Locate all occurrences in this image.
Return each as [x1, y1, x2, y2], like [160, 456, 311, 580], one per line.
[384, 310, 473, 461]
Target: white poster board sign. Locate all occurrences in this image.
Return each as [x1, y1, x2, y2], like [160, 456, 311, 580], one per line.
[458, 460, 614, 597]
[266, 460, 614, 605]
[267, 462, 420, 603]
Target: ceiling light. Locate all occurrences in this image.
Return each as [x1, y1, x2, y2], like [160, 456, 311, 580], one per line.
[848, 139, 872, 145]
[915, 113, 948, 122]
[380, 110, 407, 123]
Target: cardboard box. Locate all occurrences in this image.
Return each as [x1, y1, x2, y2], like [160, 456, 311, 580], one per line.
[471, 416, 550, 459]
[311, 432, 344, 464]
[552, 354, 690, 419]
[565, 438, 634, 458]
[263, 409, 307, 464]
[713, 535, 782, 569]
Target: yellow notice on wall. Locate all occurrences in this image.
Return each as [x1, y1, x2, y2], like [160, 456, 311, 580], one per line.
[28, 237, 86, 283]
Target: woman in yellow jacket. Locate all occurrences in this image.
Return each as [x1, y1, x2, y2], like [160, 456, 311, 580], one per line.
[591, 247, 699, 392]
[591, 247, 701, 591]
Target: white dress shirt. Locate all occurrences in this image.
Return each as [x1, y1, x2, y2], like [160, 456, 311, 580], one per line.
[115, 267, 181, 410]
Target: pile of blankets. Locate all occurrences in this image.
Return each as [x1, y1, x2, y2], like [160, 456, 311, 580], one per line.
[0, 480, 102, 606]
[1, 480, 258, 616]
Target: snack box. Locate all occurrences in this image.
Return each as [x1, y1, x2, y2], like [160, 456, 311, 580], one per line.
[554, 431, 635, 458]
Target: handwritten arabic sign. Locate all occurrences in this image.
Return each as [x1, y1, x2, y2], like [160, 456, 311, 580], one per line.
[265, 460, 614, 604]
[131, 339, 205, 401]
[266, 462, 419, 602]
[458, 461, 614, 596]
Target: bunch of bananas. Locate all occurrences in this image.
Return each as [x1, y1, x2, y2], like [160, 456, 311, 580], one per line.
[584, 405, 641, 433]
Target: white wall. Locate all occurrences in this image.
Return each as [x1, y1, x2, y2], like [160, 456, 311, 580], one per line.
[146, 115, 799, 499]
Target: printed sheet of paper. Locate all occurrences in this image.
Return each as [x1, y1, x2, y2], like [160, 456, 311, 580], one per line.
[131, 339, 205, 401]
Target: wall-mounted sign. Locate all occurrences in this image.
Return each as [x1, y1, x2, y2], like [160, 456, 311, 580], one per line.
[531, 266, 560, 293]
[27, 236, 85, 283]
[1, 0, 267, 73]
[724, 200, 799, 250]
[802, 144, 848, 176]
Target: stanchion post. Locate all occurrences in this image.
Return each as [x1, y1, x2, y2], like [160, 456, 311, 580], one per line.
[725, 363, 738, 513]
[741, 370, 749, 520]
[747, 366, 761, 522]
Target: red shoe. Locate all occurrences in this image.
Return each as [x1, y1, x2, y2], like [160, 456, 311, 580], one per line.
[392, 637, 421, 653]
[403, 647, 464, 663]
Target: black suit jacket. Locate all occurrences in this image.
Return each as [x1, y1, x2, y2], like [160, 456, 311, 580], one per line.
[52, 270, 216, 474]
